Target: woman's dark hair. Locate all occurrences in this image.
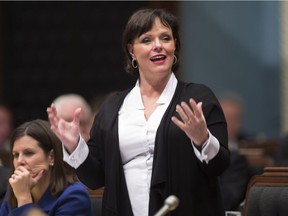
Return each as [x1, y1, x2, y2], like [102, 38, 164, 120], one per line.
[122, 8, 181, 76]
[7, 119, 77, 208]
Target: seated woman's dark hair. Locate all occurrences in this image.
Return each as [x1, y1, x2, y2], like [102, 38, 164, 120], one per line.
[7, 119, 77, 208]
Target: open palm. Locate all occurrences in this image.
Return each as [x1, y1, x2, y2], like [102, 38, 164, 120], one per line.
[47, 105, 81, 153]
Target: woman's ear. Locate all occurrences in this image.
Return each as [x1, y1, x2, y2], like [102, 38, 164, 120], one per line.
[174, 38, 177, 51]
[49, 150, 54, 166]
[127, 44, 135, 58]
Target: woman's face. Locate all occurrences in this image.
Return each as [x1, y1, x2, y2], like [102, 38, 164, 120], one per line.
[129, 18, 176, 79]
[12, 136, 53, 178]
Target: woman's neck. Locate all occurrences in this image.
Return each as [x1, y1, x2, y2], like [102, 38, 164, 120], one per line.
[139, 72, 171, 97]
[139, 73, 171, 120]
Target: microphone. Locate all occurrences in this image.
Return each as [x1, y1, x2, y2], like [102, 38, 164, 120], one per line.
[154, 195, 180, 216]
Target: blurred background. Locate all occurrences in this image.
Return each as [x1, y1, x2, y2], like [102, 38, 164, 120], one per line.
[0, 1, 286, 139]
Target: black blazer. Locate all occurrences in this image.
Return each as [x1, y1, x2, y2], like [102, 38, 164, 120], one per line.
[76, 80, 230, 216]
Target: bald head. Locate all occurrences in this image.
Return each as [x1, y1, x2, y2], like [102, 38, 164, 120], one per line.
[53, 94, 93, 141]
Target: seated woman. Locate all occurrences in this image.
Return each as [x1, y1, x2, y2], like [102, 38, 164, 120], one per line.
[0, 119, 94, 216]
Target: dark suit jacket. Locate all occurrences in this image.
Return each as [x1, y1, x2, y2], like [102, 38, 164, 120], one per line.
[0, 166, 8, 206]
[0, 181, 94, 216]
[275, 134, 288, 166]
[219, 151, 251, 211]
[76, 80, 230, 216]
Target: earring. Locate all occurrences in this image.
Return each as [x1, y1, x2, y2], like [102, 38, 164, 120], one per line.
[132, 58, 138, 69]
[173, 55, 177, 65]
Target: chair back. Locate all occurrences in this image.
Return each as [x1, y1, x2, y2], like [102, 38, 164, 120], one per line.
[242, 167, 288, 216]
[88, 187, 104, 216]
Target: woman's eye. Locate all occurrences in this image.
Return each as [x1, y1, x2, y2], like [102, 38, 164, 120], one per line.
[162, 35, 172, 42]
[13, 153, 19, 159]
[141, 38, 151, 43]
[25, 151, 34, 156]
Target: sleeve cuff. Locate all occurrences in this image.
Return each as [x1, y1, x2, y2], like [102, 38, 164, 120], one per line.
[192, 130, 220, 164]
[62, 135, 89, 169]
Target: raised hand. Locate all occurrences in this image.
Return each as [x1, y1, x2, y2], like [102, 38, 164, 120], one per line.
[47, 104, 81, 153]
[171, 98, 209, 146]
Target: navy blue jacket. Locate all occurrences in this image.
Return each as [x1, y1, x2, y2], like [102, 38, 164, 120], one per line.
[0, 181, 94, 216]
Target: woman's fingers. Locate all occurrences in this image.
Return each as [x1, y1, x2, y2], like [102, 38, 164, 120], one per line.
[175, 100, 199, 125]
[47, 104, 59, 130]
[73, 107, 82, 126]
[47, 104, 82, 153]
[172, 98, 208, 145]
[181, 102, 195, 123]
[189, 99, 203, 119]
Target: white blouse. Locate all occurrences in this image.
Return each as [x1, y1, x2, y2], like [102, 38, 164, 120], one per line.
[118, 73, 177, 216]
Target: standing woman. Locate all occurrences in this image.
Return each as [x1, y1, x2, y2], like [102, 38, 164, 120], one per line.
[0, 119, 94, 216]
[47, 8, 230, 216]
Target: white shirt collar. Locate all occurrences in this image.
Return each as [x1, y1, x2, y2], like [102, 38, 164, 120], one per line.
[130, 73, 178, 109]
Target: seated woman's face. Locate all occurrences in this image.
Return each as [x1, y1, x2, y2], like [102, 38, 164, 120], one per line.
[12, 136, 53, 178]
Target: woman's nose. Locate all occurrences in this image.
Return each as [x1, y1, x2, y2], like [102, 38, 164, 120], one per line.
[15, 155, 26, 166]
[153, 40, 162, 50]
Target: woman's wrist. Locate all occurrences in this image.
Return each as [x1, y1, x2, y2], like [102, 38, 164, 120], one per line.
[193, 131, 209, 147]
[17, 194, 33, 207]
